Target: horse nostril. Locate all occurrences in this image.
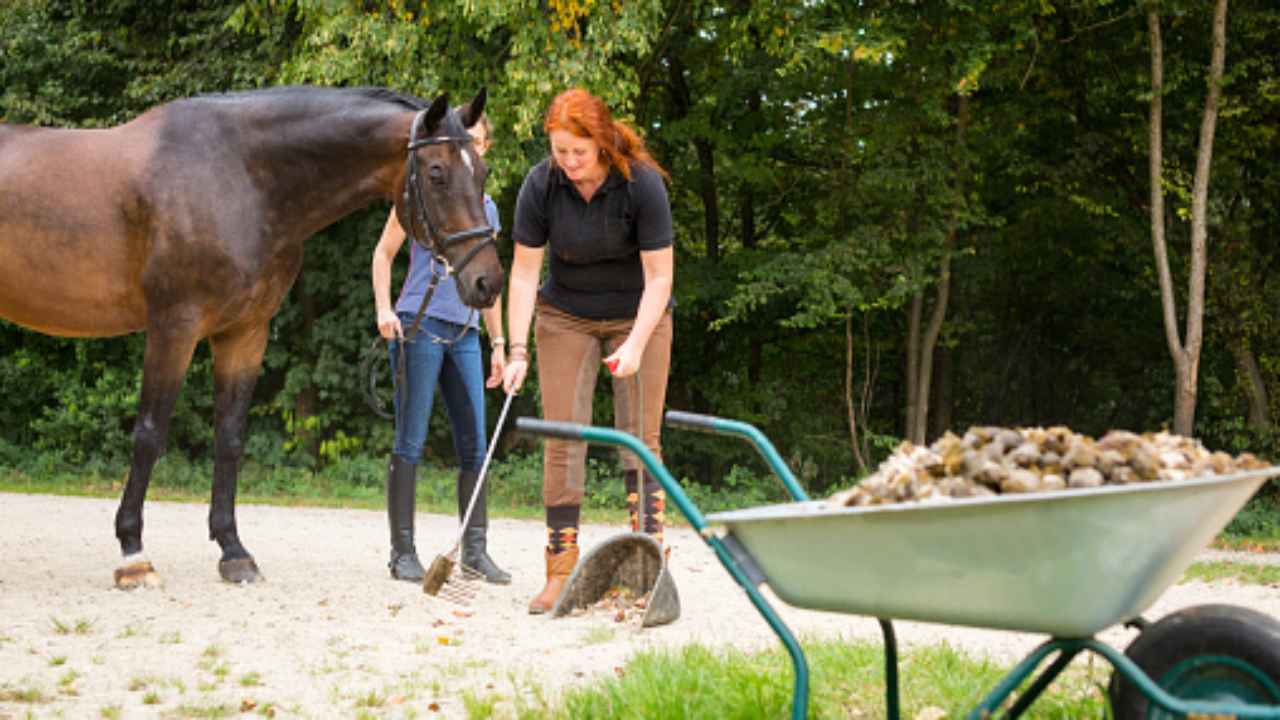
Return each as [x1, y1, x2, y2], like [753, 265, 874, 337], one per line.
[475, 277, 489, 296]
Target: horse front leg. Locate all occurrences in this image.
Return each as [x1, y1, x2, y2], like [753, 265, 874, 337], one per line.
[114, 326, 199, 589]
[209, 323, 269, 583]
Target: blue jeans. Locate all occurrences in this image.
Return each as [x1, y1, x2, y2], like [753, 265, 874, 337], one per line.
[389, 314, 486, 470]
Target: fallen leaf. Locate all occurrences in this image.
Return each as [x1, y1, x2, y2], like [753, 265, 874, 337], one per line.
[388, 694, 406, 705]
[614, 666, 626, 678]
[451, 609, 473, 618]
[437, 636, 450, 645]
[240, 698, 258, 712]
[428, 701, 441, 712]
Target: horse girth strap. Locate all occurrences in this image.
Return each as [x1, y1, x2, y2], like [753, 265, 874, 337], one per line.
[402, 109, 495, 276]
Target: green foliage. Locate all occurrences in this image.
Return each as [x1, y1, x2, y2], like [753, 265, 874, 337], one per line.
[0, 0, 1277, 512]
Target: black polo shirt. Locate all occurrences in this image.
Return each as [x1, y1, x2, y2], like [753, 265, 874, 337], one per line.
[512, 158, 673, 320]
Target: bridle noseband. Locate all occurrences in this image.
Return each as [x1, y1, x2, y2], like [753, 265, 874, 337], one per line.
[402, 109, 495, 276]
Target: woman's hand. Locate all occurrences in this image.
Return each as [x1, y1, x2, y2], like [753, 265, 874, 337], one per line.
[603, 341, 643, 378]
[377, 308, 403, 340]
[503, 346, 529, 394]
[486, 347, 506, 389]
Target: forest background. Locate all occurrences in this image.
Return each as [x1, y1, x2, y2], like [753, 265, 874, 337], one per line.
[1, 0, 1277, 509]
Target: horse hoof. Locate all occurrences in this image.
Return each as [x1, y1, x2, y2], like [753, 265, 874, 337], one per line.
[219, 557, 264, 584]
[114, 557, 163, 590]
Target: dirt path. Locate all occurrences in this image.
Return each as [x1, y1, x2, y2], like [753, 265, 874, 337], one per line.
[2, 492, 1278, 718]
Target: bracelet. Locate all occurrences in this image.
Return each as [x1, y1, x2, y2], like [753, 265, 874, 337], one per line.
[490, 337, 506, 349]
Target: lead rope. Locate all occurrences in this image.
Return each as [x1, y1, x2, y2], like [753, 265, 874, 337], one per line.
[362, 264, 478, 420]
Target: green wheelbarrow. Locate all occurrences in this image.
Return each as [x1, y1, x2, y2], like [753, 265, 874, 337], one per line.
[516, 411, 1280, 720]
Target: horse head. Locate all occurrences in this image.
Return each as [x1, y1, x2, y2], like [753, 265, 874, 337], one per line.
[396, 89, 503, 309]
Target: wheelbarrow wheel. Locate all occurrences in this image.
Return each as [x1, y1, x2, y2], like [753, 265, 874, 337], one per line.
[1108, 604, 1280, 719]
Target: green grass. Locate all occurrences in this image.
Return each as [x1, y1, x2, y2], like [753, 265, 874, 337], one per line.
[0, 451, 784, 526]
[165, 703, 235, 719]
[1184, 560, 1280, 586]
[50, 616, 94, 635]
[0, 685, 50, 703]
[1212, 535, 1280, 552]
[516, 639, 1109, 719]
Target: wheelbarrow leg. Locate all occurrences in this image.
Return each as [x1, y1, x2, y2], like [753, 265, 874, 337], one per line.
[1004, 643, 1084, 718]
[967, 640, 1082, 720]
[707, 535, 810, 720]
[880, 619, 901, 720]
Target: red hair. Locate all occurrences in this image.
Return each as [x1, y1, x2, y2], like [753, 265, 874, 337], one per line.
[544, 88, 668, 182]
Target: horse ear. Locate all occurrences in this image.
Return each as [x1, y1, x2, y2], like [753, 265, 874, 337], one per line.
[422, 93, 450, 133]
[457, 88, 487, 128]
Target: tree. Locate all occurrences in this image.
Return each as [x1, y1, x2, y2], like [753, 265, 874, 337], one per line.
[1149, 0, 1229, 437]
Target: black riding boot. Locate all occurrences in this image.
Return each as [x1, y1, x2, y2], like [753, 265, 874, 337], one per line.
[387, 455, 425, 582]
[457, 469, 511, 584]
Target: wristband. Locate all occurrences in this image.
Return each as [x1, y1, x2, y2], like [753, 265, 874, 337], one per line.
[490, 337, 506, 350]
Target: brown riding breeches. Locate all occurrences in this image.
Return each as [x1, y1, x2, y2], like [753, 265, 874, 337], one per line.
[534, 300, 673, 507]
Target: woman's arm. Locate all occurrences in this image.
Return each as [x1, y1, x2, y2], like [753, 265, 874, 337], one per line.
[481, 299, 505, 389]
[501, 242, 545, 394]
[371, 210, 409, 339]
[603, 246, 673, 377]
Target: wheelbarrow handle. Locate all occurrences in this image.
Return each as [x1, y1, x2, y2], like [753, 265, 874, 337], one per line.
[517, 413, 812, 720]
[514, 417, 589, 441]
[515, 416, 711, 534]
[663, 410, 810, 502]
[664, 410, 721, 432]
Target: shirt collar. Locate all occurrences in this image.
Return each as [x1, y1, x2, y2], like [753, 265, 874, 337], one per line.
[551, 161, 628, 194]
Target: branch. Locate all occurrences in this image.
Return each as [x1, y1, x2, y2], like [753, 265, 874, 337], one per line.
[1059, 7, 1138, 44]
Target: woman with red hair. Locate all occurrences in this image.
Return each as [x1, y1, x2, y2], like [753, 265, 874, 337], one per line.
[502, 88, 674, 614]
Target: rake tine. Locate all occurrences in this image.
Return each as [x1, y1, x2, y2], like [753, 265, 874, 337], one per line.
[435, 576, 479, 605]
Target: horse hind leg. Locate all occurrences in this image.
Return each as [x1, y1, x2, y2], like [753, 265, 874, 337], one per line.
[114, 327, 200, 590]
[208, 323, 269, 584]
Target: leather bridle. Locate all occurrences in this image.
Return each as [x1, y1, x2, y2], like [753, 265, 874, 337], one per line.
[401, 109, 495, 276]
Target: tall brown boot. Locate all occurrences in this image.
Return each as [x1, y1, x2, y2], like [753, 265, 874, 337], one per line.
[528, 546, 579, 615]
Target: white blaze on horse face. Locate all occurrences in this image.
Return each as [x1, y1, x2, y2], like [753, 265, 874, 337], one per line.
[461, 146, 475, 174]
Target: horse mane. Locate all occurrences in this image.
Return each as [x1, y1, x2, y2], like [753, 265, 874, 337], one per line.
[188, 85, 432, 113]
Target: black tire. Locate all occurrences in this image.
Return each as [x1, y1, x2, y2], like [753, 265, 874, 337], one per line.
[1108, 604, 1280, 719]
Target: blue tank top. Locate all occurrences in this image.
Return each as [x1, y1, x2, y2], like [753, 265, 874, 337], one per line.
[394, 195, 500, 326]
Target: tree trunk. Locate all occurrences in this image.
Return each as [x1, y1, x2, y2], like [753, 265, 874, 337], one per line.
[1231, 341, 1272, 430]
[912, 242, 951, 445]
[905, 291, 922, 441]
[1149, 1, 1228, 437]
[665, 50, 719, 261]
[905, 93, 965, 445]
[844, 312, 867, 474]
[931, 344, 954, 440]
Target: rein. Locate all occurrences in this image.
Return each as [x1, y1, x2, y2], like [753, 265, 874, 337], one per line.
[402, 109, 495, 277]
[362, 108, 490, 419]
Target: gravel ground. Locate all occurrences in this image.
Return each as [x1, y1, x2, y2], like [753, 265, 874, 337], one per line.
[1, 492, 1277, 719]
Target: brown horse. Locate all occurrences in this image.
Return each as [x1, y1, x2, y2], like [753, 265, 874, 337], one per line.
[0, 86, 503, 587]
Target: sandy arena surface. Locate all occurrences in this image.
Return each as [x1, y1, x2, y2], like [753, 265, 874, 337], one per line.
[2, 492, 1278, 718]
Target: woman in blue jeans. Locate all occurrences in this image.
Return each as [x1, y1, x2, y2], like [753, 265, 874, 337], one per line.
[370, 114, 510, 584]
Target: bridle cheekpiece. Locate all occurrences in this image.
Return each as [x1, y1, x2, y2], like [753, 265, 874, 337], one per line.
[402, 109, 495, 276]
